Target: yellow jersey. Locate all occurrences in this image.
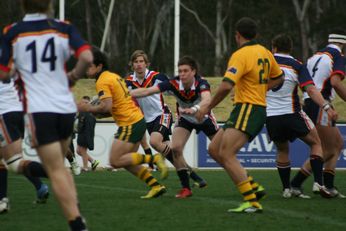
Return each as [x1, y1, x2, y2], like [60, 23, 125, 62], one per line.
[96, 71, 143, 126]
[224, 41, 283, 106]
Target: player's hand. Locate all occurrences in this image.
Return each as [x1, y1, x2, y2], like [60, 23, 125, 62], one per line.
[327, 107, 338, 121]
[195, 106, 209, 122]
[179, 107, 196, 115]
[77, 100, 89, 112]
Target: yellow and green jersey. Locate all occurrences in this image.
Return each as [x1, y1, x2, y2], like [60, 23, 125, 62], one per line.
[96, 71, 143, 126]
[224, 40, 283, 106]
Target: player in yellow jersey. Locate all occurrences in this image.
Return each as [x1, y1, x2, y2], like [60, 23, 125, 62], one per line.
[199, 17, 284, 213]
[78, 48, 167, 199]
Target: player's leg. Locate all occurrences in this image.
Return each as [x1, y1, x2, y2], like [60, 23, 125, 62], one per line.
[274, 141, 292, 198]
[0, 157, 9, 213]
[111, 119, 168, 179]
[109, 134, 166, 199]
[76, 145, 89, 171]
[317, 125, 345, 197]
[171, 126, 193, 198]
[66, 141, 81, 176]
[140, 133, 155, 169]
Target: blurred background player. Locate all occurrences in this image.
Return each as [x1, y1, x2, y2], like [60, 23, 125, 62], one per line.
[78, 48, 167, 199]
[126, 50, 207, 192]
[130, 56, 216, 198]
[301, 29, 346, 198]
[76, 96, 99, 172]
[199, 17, 284, 213]
[0, 0, 93, 229]
[266, 34, 337, 198]
[0, 73, 49, 213]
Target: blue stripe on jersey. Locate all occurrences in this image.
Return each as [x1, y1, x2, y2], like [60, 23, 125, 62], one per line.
[315, 47, 345, 99]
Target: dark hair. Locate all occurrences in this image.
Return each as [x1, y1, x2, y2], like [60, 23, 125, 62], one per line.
[92, 47, 109, 70]
[82, 96, 91, 101]
[129, 50, 150, 66]
[272, 34, 293, 53]
[235, 17, 258, 40]
[22, 0, 51, 14]
[178, 56, 199, 73]
[329, 28, 346, 36]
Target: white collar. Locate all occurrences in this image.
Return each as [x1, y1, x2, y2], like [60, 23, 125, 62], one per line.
[327, 44, 342, 53]
[179, 78, 196, 91]
[274, 53, 294, 59]
[23, 14, 48, 22]
[133, 69, 149, 82]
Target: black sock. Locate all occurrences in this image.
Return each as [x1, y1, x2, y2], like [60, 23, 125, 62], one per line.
[177, 169, 190, 189]
[69, 216, 87, 231]
[323, 169, 335, 189]
[291, 168, 310, 188]
[310, 155, 324, 185]
[25, 161, 48, 178]
[276, 161, 291, 189]
[24, 174, 42, 191]
[144, 148, 154, 168]
[66, 154, 74, 163]
[0, 166, 8, 199]
[189, 170, 204, 183]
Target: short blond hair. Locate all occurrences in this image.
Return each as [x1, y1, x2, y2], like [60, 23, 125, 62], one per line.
[129, 50, 150, 67]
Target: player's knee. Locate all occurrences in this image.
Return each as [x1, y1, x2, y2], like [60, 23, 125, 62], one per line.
[6, 154, 23, 173]
[109, 156, 121, 168]
[171, 145, 183, 156]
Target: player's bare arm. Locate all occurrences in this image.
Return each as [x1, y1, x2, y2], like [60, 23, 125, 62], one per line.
[331, 74, 346, 101]
[78, 97, 112, 114]
[130, 86, 160, 98]
[305, 84, 338, 121]
[68, 50, 93, 85]
[267, 74, 284, 91]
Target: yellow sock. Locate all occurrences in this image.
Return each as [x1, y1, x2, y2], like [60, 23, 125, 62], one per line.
[248, 175, 259, 191]
[237, 179, 257, 203]
[131, 153, 154, 165]
[137, 166, 159, 187]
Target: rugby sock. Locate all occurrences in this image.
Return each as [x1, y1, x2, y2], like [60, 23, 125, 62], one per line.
[291, 168, 311, 188]
[68, 216, 87, 231]
[66, 154, 74, 163]
[177, 169, 191, 189]
[276, 161, 291, 189]
[248, 175, 259, 191]
[323, 169, 335, 189]
[23, 161, 48, 178]
[309, 155, 324, 185]
[144, 148, 155, 169]
[0, 165, 8, 199]
[237, 179, 260, 208]
[131, 153, 154, 165]
[189, 170, 204, 183]
[137, 166, 160, 188]
[144, 148, 152, 155]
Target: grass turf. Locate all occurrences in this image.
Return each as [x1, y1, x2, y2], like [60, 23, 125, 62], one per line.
[1, 170, 346, 231]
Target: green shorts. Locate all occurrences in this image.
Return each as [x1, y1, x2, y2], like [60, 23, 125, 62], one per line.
[115, 118, 146, 143]
[223, 103, 266, 141]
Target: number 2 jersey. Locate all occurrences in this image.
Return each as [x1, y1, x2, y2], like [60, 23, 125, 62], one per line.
[223, 41, 283, 106]
[0, 14, 90, 113]
[304, 44, 345, 101]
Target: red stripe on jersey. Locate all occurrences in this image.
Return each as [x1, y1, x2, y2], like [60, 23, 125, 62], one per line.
[0, 64, 10, 73]
[300, 80, 314, 88]
[331, 70, 345, 80]
[17, 73, 28, 113]
[141, 72, 159, 88]
[75, 44, 91, 58]
[279, 64, 298, 74]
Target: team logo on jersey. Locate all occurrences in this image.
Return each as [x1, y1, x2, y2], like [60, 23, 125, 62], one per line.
[98, 90, 104, 97]
[228, 67, 237, 74]
[200, 84, 208, 90]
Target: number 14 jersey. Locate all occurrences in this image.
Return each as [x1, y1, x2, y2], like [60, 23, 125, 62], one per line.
[0, 14, 90, 113]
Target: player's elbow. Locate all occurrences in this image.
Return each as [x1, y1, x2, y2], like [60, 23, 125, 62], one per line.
[79, 50, 93, 66]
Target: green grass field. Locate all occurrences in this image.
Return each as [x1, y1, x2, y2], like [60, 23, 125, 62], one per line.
[2, 170, 346, 231]
[73, 78, 346, 122]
